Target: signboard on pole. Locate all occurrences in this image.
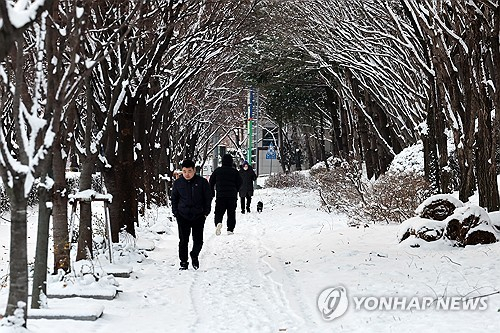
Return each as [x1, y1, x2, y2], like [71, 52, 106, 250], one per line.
[266, 144, 277, 159]
[266, 143, 277, 175]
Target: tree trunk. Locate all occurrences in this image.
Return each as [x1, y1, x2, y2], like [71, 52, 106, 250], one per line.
[476, 110, 500, 211]
[474, 19, 499, 211]
[102, 98, 137, 242]
[347, 71, 375, 178]
[3, 34, 29, 325]
[340, 101, 352, 157]
[52, 143, 71, 270]
[372, 100, 394, 176]
[31, 170, 52, 309]
[134, 94, 147, 211]
[75, 74, 98, 259]
[318, 111, 328, 168]
[454, 64, 476, 201]
[4, 177, 28, 325]
[358, 112, 375, 179]
[444, 11, 476, 202]
[476, 5, 500, 212]
[76, 154, 97, 261]
[103, 168, 121, 243]
[277, 123, 287, 173]
[304, 131, 314, 168]
[435, 106, 452, 193]
[152, 97, 172, 202]
[364, 94, 380, 178]
[326, 87, 342, 156]
[76, 201, 93, 261]
[116, 105, 137, 237]
[422, 81, 440, 192]
[156, 135, 169, 205]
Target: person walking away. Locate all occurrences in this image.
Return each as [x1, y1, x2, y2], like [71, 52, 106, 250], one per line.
[239, 161, 257, 214]
[209, 154, 242, 235]
[171, 159, 213, 270]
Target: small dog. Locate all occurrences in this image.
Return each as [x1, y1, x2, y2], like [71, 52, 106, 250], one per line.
[256, 201, 263, 213]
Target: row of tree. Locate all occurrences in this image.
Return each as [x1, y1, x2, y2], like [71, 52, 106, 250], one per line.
[0, 0, 259, 326]
[1, 0, 500, 328]
[243, 0, 500, 212]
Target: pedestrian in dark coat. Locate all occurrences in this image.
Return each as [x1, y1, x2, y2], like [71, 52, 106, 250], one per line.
[171, 159, 213, 270]
[209, 154, 242, 235]
[239, 161, 257, 213]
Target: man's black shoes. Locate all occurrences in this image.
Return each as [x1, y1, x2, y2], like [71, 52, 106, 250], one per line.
[179, 261, 188, 270]
[179, 256, 200, 270]
[190, 254, 199, 270]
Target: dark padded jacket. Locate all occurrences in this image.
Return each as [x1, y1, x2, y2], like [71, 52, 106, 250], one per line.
[171, 174, 212, 221]
[209, 160, 242, 199]
[239, 166, 257, 197]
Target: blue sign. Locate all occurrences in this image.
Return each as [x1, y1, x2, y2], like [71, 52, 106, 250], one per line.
[266, 145, 277, 159]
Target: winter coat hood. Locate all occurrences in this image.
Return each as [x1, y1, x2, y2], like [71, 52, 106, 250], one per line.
[221, 154, 233, 167]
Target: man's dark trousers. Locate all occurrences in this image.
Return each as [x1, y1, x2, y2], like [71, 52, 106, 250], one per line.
[214, 198, 237, 232]
[177, 215, 205, 263]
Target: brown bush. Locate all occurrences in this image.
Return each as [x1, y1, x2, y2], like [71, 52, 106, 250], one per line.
[310, 159, 367, 220]
[310, 159, 432, 224]
[366, 172, 433, 223]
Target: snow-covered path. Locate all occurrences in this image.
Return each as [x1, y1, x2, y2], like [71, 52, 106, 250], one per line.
[15, 187, 328, 333]
[119, 204, 318, 333]
[2, 186, 500, 333]
[92, 192, 321, 332]
[191, 221, 303, 332]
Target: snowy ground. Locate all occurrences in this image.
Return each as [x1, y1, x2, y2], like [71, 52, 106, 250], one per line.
[1, 183, 499, 332]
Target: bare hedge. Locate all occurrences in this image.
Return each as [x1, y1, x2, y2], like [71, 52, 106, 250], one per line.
[263, 159, 432, 225]
[310, 159, 432, 225]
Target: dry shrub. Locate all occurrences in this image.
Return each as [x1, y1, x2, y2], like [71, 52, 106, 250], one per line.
[264, 172, 315, 189]
[310, 158, 432, 225]
[367, 172, 432, 223]
[310, 159, 367, 218]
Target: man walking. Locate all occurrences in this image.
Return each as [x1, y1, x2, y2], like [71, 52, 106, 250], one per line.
[171, 159, 213, 270]
[209, 154, 242, 235]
